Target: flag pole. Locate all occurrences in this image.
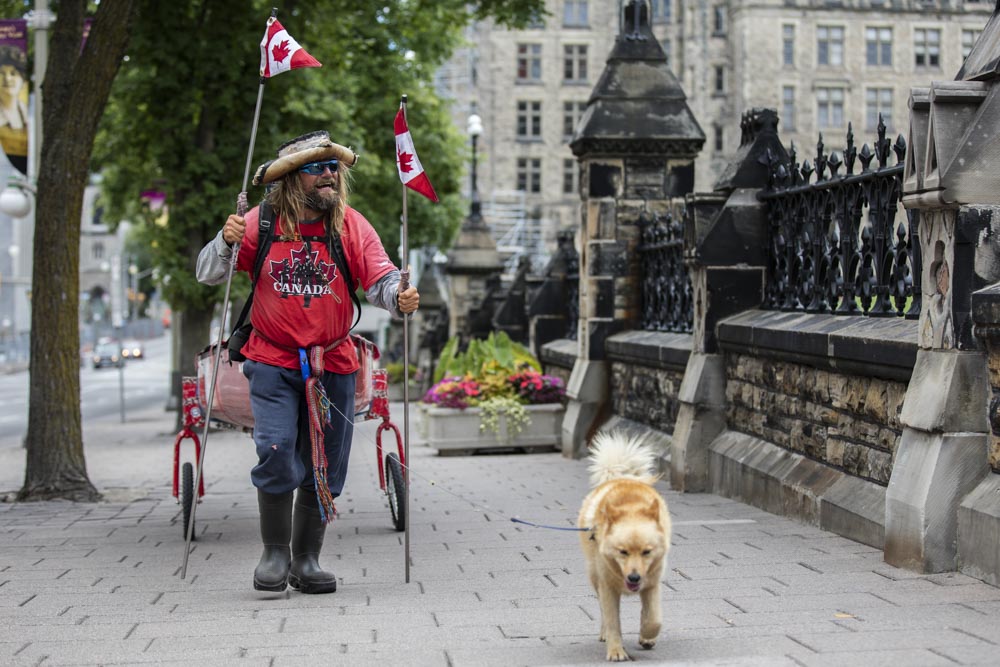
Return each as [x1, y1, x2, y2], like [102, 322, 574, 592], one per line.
[181, 8, 276, 580]
[399, 94, 413, 585]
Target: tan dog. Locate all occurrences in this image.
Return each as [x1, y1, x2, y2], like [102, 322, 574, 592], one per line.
[579, 431, 671, 662]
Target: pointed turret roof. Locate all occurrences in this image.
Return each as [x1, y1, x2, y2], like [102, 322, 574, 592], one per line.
[570, 0, 704, 158]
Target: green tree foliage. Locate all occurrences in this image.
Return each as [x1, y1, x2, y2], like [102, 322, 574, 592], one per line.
[93, 0, 545, 377]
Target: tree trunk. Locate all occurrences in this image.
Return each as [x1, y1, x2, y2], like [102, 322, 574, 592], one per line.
[20, 0, 136, 501]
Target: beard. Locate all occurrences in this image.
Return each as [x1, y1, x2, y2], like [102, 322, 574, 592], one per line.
[305, 181, 339, 212]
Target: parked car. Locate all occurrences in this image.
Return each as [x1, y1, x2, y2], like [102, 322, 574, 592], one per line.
[121, 339, 144, 360]
[92, 341, 124, 369]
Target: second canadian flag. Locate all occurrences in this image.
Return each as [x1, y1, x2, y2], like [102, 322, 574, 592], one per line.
[394, 104, 439, 203]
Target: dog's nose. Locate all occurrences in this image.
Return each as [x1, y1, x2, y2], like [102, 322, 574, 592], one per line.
[627, 573, 641, 584]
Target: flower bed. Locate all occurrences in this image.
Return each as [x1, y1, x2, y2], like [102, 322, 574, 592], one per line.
[419, 333, 567, 455]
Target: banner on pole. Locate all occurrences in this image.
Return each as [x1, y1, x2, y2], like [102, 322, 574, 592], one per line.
[0, 19, 28, 176]
[259, 17, 321, 78]
[394, 105, 439, 203]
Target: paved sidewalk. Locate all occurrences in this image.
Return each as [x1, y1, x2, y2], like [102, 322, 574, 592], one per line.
[1, 404, 999, 666]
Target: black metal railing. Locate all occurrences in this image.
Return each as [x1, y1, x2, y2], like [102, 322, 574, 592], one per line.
[564, 233, 580, 340]
[760, 117, 920, 318]
[638, 209, 693, 332]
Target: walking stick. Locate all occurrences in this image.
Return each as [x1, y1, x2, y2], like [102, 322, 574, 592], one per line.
[400, 97, 412, 584]
[180, 73, 267, 580]
[394, 93, 438, 582]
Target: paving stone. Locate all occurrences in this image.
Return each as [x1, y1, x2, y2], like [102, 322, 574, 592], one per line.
[0, 402, 998, 665]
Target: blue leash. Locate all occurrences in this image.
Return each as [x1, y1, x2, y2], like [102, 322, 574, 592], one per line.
[510, 517, 589, 532]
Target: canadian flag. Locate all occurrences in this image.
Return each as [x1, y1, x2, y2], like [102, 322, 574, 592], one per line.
[394, 106, 439, 203]
[259, 18, 321, 78]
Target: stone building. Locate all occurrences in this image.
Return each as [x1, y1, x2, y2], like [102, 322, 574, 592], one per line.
[434, 0, 992, 260]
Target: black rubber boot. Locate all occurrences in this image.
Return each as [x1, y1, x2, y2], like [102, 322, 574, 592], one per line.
[288, 486, 337, 594]
[253, 489, 293, 592]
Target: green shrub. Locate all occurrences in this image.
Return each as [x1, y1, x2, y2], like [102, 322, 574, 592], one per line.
[384, 362, 418, 385]
[431, 332, 540, 385]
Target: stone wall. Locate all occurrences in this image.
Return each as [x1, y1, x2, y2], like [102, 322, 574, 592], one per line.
[982, 333, 1000, 474]
[604, 331, 692, 437]
[726, 355, 907, 485]
[610, 362, 685, 436]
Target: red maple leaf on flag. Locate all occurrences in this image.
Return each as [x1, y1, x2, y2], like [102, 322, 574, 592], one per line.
[272, 39, 291, 63]
[397, 149, 414, 173]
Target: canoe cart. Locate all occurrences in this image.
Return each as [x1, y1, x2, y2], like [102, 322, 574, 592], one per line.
[172, 334, 405, 539]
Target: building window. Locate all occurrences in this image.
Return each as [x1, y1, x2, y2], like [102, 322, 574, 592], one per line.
[661, 38, 671, 66]
[713, 125, 724, 152]
[713, 65, 725, 94]
[783, 25, 795, 66]
[713, 5, 726, 34]
[914, 28, 940, 67]
[563, 159, 578, 194]
[817, 26, 845, 66]
[712, 5, 726, 34]
[517, 43, 542, 81]
[517, 158, 542, 193]
[651, 0, 671, 23]
[563, 44, 588, 83]
[782, 86, 796, 131]
[92, 242, 104, 261]
[563, 100, 587, 139]
[817, 87, 844, 128]
[962, 29, 981, 60]
[563, 0, 588, 27]
[866, 88, 893, 131]
[865, 27, 892, 66]
[517, 101, 542, 140]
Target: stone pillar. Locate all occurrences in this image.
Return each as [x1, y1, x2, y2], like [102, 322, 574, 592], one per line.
[492, 256, 529, 344]
[670, 109, 783, 491]
[889, 71, 997, 572]
[445, 206, 503, 347]
[954, 7, 1000, 585]
[967, 280, 1000, 585]
[562, 0, 704, 458]
[413, 258, 449, 391]
[526, 230, 579, 358]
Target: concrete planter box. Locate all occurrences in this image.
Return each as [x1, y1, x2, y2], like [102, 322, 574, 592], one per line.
[419, 403, 565, 455]
[387, 383, 420, 402]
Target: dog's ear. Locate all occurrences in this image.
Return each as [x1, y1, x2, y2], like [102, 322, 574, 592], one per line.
[596, 504, 620, 535]
[601, 503, 622, 525]
[646, 496, 660, 521]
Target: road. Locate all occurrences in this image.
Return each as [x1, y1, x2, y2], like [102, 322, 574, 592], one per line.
[0, 334, 171, 443]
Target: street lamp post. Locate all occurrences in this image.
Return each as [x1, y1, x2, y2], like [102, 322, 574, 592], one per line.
[467, 113, 483, 221]
[0, 0, 52, 344]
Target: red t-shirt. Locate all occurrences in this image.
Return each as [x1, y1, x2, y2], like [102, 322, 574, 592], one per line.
[236, 205, 396, 373]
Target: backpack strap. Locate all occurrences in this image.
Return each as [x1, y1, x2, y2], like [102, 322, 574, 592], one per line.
[230, 201, 275, 332]
[328, 234, 362, 331]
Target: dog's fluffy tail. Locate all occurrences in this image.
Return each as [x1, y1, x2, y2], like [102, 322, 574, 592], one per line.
[587, 430, 659, 487]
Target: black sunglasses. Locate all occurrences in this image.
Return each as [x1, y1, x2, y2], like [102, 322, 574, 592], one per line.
[299, 159, 339, 175]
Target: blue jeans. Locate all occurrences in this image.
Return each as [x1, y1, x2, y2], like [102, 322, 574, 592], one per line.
[243, 359, 356, 496]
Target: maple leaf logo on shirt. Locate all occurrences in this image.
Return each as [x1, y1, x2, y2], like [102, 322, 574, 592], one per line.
[267, 242, 338, 307]
[272, 40, 291, 64]
[397, 149, 414, 174]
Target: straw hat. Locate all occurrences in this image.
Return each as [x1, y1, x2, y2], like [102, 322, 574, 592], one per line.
[252, 131, 359, 186]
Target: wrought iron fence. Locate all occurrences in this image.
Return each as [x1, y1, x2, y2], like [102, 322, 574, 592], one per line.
[638, 209, 693, 332]
[564, 233, 580, 340]
[760, 117, 920, 318]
